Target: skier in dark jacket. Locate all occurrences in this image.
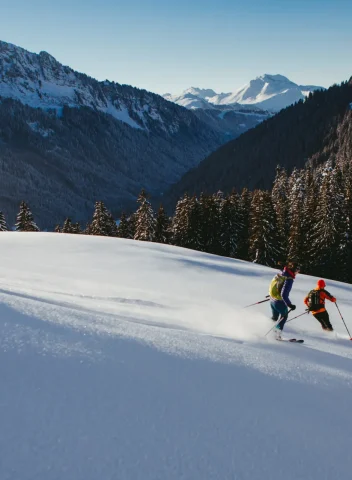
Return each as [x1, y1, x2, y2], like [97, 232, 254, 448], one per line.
[304, 279, 336, 331]
[269, 262, 299, 339]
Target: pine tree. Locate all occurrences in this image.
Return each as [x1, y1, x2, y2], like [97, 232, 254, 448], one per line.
[62, 218, 74, 233]
[91, 201, 111, 236]
[220, 191, 240, 257]
[310, 165, 345, 278]
[198, 193, 222, 255]
[84, 222, 92, 235]
[116, 212, 133, 239]
[172, 194, 191, 247]
[0, 211, 8, 232]
[154, 205, 170, 244]
[54, 225, 61, 233]
[340, 168, 352, 282]
[236, 188, 251, 260]
[249, 190, 281, 266]
[134, 190, 156, 242]
[287, 169, 306, 266]
[128, 212, 137, 239]
[15, 202, 39, 232]
[271, 166, 289, 258]
[300, 168, 318, 270]
[106, 211, 118, 237]
[72, 222, 82, 234]
[171, 194, 202, 250]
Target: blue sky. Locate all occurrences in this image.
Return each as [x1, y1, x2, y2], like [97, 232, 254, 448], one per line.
[1, 0, 351, 94]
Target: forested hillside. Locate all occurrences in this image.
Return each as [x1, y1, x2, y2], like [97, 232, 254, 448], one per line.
[166, 80, 352, 203]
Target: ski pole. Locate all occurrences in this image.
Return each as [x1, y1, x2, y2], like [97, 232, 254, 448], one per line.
[335, 303, 352, 340]
[285, 310, 310, 325]
[265, 309, 309, 337]
[243, 295, 270, 309]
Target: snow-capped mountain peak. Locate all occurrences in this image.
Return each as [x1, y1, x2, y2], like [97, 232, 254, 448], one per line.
[166, 74, 324, 112]
[182, 87, 218, 99]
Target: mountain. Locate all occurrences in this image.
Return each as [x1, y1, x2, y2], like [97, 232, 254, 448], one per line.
[164, 87, 218, 109]
[1, 232, 351, 480]
[165, 80, 352, 202]
[165, 75, 324, 112]
[163, 90, 271, 138]
[191, 106, 270, 141]
[0, 41, 225, 227]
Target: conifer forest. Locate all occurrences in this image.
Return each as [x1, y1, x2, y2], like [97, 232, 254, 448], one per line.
[1, 157, 352, 284]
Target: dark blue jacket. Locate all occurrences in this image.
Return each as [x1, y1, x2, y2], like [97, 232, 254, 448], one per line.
[281, 271, 294, 308]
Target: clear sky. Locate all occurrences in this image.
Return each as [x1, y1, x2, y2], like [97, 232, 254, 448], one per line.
[1, 0, 351, 94]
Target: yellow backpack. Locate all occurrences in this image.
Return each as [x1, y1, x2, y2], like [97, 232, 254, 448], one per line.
[269, 274, 286, 300]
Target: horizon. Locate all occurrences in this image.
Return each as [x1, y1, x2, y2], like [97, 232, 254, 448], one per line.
[0, 38, 340, 96]
[1, 0, 351, 95]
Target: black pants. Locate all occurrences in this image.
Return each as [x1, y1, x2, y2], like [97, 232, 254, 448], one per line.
[313, 310, 333, 330]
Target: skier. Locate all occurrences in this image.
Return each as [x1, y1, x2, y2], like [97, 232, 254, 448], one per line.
[304, 279, 336, 331]
[269, 262, 299, 339]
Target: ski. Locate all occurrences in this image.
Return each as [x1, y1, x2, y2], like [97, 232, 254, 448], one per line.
[276, 338, 304, 343]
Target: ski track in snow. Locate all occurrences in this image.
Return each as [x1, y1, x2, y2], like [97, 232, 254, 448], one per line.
[1, 233, 352, 480]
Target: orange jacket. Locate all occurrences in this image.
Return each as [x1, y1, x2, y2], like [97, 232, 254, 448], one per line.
[304, 288, 336, 314]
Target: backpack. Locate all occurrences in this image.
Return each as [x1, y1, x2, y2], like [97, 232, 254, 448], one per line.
[307, 290, 323, 311]
[269, 274, 286, 300]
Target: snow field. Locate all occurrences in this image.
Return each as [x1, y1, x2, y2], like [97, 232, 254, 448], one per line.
[0, 233, 352, 480]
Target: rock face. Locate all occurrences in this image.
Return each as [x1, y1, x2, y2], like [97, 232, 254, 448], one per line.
[0, 41, 224, 228]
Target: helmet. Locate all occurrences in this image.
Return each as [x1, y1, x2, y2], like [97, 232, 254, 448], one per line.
[317, 279, 326, 289]
[286, 261, 301, 273]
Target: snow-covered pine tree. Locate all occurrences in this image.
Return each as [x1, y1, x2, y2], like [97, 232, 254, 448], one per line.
[287, 169, 305, 266]
[340, 166, 352, 283]
[15, 202, 39, 232]
[128, 213, 137, 239]
[236, 188, 251, 260]
[91, 201, 110, 236]
[134, 190, 155, 242]
[249, 190, 281, 266]
[0, 211, 8, 231]
[72, 222, 82, 234]
[84, 222, 92, 235]
[62, 218, 74, 233]
[54, 225, 61, 233]
[154, 205, 170, 244]
[300, 168, 318, 270]
[331, 166, 350, 280]
[271, 166, 289, 259]
[116, 213, 132, 238]
[198, 193, 222, 255]
[105, 211, 118, 237]
[172, 194, 190, 247]
[171, 194, 201, 250]
[308, 166, 334, 277]
[310, 164, 345, 278]
[220, 191, 240, 257]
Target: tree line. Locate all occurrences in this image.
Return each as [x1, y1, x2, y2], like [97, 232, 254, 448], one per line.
[1, 157, 352, 284]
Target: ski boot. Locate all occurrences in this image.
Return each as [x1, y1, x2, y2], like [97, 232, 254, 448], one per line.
[275, 326, 282, 340]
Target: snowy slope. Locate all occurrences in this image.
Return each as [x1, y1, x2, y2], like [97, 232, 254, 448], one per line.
[1, 233, 352, 480]
[166, 75, 324, 112]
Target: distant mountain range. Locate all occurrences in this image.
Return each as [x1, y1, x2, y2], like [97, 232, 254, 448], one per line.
[0, 41, 225, 227]
[164, 75, 324, 112]
[165, 79, 352, 205]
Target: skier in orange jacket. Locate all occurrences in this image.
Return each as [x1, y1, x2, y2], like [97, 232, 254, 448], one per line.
[304, 279, 336, 331]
